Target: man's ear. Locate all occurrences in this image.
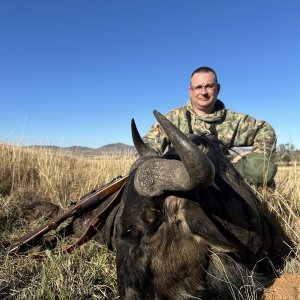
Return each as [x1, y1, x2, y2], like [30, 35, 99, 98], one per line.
[216, 84, 221, 94]
[189, 87, 193, 98]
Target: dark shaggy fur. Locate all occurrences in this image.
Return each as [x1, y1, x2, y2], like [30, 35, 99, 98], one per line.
[112, 134, 292, 300]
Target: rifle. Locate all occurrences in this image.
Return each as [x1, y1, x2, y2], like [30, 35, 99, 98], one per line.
[9, 175, 128, 255]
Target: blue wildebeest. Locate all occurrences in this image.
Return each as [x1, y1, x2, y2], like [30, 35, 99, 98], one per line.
[74, 110, 292, 300]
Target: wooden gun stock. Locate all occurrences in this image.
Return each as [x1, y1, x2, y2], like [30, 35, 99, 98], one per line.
[9, 175, 128, 254]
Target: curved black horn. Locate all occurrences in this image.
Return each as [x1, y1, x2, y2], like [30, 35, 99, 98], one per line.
[131, 119, 157, 157]
[153, 110, 215, 187]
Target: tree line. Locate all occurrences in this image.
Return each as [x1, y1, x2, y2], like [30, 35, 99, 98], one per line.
[274, 143, 300, 165]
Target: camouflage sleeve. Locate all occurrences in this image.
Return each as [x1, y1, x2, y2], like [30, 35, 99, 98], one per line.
[143, 110, 182, 154]
[143, 120, 170, 155]
[232, 112, 277, 156]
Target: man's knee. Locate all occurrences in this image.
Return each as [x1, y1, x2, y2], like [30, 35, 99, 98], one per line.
[233, 152, 277, 186]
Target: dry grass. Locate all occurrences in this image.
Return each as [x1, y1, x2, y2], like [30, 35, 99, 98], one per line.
[258, 165, 300, 275]
[0, 143, 299, 299]
[0, 143, 135, 299]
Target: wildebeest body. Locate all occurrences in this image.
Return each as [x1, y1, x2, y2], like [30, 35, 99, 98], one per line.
[115, 166, 269, 299]
[72, 111, 291, 299]
[114, 111, 291, 300]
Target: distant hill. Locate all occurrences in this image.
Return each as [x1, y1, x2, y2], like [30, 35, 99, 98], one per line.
[26, 143, 136, 158]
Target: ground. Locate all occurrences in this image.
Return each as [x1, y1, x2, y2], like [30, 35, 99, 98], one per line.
[264, 275, 300, 299]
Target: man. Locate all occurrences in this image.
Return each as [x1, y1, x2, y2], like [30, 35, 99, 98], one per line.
[143, 66, 277, 186]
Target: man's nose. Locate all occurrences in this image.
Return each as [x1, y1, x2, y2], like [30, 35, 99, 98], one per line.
[200, 88, 208, 94]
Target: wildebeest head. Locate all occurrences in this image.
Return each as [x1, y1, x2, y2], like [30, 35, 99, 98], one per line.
[132, 110, 215, 197]
[114, 110, 291, 300]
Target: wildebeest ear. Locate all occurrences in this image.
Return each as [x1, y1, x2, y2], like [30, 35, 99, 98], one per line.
[184, 201, 237, 253]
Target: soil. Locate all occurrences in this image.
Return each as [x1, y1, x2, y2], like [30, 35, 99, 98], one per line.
[264, 274, 300, 299]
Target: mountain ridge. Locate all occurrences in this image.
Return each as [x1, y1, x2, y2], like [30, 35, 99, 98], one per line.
[26, 142, 136, 157]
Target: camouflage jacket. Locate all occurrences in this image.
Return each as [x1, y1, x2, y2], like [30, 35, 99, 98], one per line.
[143, 99, 276, 156]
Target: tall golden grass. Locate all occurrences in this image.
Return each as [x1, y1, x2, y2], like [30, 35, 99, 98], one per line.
[0, 143, 299, 299]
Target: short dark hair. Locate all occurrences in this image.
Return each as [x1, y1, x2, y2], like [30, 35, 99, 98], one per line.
[191, 66, 218, 83]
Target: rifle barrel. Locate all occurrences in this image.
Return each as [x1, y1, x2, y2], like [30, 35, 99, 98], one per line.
[8, 221, 58, 253]
[8, 175, 128, 254]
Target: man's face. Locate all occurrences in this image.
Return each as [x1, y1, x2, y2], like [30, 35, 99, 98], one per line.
[189, 72, 220, 114]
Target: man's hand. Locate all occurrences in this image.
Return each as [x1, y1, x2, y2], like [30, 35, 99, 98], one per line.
[231, 151, 251, 164]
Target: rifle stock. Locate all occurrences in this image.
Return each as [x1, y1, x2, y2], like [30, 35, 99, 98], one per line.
[9, 175, 128, 254]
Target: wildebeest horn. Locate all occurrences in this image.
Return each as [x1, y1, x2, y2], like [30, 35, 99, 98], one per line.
[153, 110, 215, 188]
[133, 111, 215, 196]
[131, 119, 157, 157]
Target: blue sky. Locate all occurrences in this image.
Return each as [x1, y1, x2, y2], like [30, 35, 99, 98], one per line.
[0, 0, 299, 148]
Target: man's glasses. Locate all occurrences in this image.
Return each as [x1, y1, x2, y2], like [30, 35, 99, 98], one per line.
[190, 83, 218, 92]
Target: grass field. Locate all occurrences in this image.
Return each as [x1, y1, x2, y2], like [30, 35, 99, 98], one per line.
[0, 143, 299, 299]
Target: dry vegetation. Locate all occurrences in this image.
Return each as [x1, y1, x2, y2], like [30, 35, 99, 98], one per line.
[0, 143, 299, 299]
